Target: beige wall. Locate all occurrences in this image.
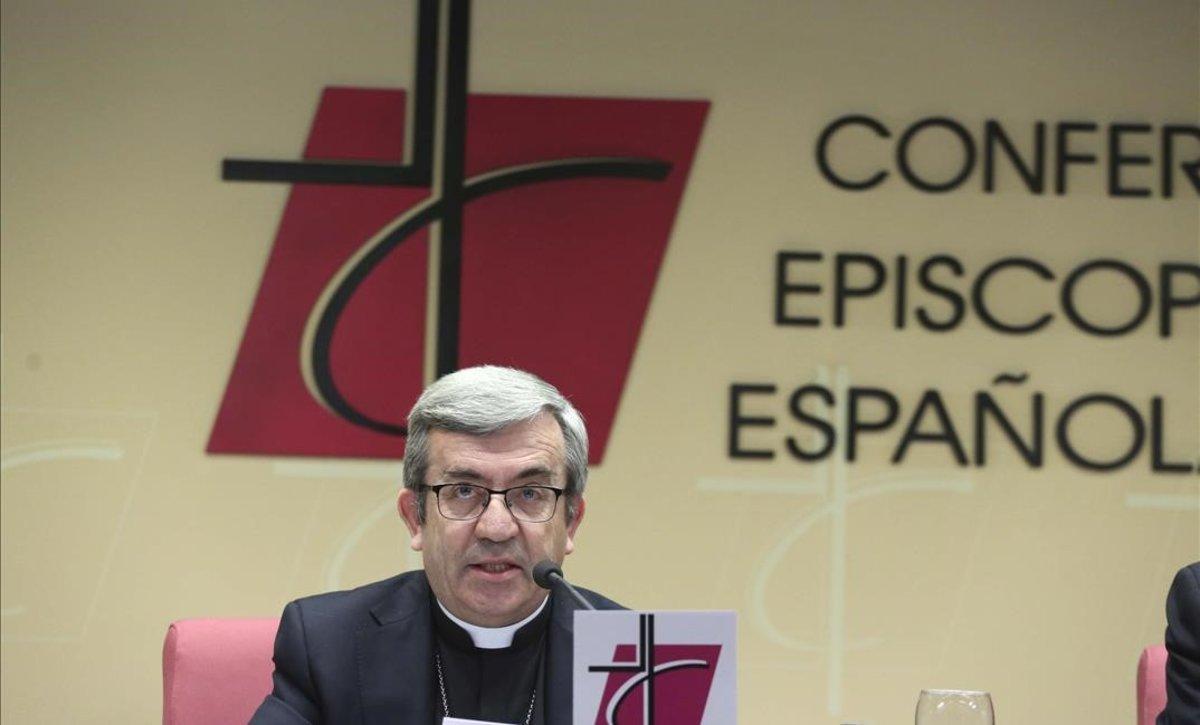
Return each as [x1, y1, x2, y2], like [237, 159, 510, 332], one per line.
[2, 1, 1197, 722]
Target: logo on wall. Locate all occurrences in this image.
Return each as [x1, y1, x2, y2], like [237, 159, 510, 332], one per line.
[208, 0, 708, 460]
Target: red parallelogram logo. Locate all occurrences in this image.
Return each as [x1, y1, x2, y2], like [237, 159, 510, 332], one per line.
[208, 0, 708, 462]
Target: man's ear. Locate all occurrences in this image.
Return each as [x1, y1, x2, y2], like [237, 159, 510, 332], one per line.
[397, 488, 424, 551]
[564, 496, 585, 556]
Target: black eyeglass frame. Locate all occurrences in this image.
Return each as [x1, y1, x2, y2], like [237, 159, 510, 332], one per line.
[419, 483, 566, 523]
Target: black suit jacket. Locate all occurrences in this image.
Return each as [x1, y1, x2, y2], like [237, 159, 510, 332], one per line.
[250, 570, 622, 724]
[1159, 561, 1200, 725]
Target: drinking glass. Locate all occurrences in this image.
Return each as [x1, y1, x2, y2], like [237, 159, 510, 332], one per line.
[915, 689, 994, 725]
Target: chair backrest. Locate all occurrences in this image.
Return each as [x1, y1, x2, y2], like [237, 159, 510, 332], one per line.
[1137, 644, 1168, 725]
[162, 618, 279, 725]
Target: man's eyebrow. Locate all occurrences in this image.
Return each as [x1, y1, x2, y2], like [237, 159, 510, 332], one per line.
[440, 467, 484, 481]
[438, 465, 556, 482]
[514, 465, 556, 480]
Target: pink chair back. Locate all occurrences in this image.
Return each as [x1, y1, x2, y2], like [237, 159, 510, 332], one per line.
[1138, 644, 1168, 725]
[162, 618, 279, 725]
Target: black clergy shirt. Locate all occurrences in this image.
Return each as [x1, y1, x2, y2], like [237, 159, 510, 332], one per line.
[430, 595, 550, 725]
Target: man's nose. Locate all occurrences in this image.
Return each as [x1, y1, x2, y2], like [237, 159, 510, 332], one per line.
[475, 493, 518, 541]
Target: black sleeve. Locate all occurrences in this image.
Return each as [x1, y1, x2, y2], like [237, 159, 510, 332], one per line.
[250, 601, 322, 724]
[1160, 563, 1200, 725]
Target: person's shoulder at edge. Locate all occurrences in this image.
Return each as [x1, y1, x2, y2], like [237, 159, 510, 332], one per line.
[1173, 562, 1200, 594]
[1159, 561, 1200, 725]
[1166, 562, 1200, 643]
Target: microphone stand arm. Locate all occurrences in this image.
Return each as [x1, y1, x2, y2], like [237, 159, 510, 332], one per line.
[549, 572, 596, 610]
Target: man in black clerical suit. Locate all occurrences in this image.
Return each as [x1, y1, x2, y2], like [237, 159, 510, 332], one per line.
[1159, 561, 1200, 725]
[251, 366, 622, 724]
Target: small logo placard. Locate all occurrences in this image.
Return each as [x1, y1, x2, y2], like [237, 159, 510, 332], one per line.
[574, 610, 736, 724]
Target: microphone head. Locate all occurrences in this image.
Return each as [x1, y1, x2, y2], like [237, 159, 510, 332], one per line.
[532, 559, 562, 590]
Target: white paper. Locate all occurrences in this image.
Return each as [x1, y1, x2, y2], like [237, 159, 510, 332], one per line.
[442, 718, 516, 725]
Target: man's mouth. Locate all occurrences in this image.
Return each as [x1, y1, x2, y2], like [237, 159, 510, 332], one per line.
[469, 561, 522, 577]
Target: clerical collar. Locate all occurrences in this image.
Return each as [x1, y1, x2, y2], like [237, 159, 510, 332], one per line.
[435, 595, 549, 649]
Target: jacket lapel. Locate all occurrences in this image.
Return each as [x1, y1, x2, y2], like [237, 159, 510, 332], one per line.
[544, 591, 578, 725]
[357, 573, 435, 725]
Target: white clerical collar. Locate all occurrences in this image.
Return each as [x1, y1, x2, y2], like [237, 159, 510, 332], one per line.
[435, 594, 549, 649]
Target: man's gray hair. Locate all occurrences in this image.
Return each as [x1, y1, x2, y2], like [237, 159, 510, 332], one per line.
[403, 365, 588, 522]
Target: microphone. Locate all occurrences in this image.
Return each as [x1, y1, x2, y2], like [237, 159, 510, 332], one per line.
[532, 560, 595, 610]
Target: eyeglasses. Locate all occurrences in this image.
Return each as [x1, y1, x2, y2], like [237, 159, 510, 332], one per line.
[421, 483, 565, 523]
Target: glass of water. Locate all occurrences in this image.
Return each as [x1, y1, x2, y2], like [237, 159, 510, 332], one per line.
[915, 689, 994, 725]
